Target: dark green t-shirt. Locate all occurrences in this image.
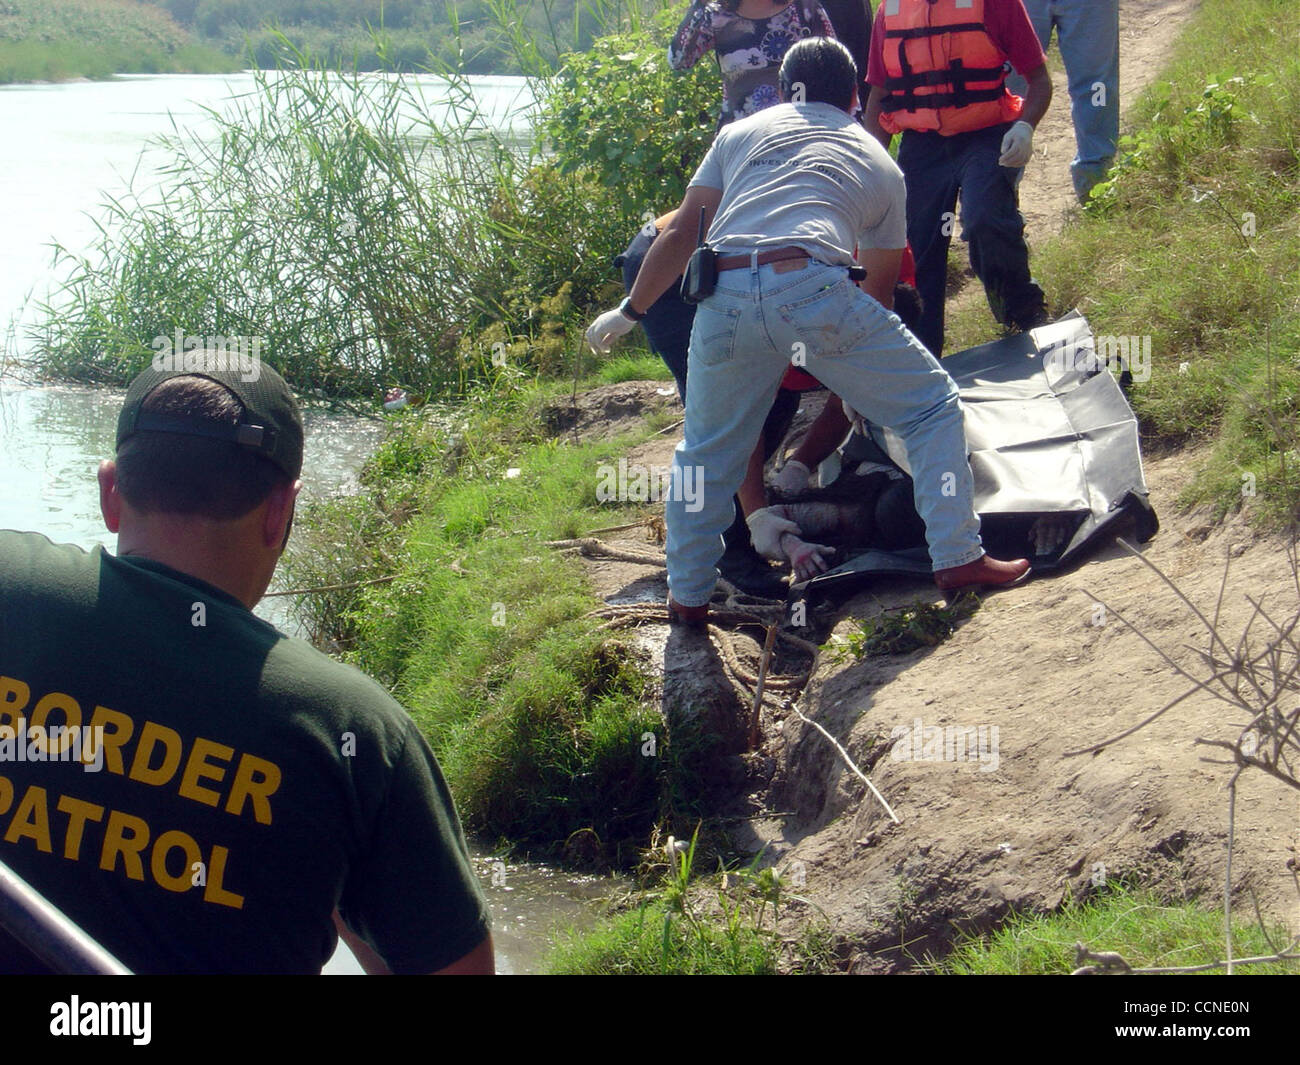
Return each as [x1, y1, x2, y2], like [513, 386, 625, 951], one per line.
[0, 530, 489, 974]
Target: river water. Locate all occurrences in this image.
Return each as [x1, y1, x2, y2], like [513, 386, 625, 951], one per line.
[0, 71, 617, 975]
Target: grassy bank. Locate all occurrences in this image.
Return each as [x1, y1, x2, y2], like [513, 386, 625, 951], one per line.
[949, 0, 1300, 524]
[940, 883, 1299, 975]
[0, 0, 236, 82]
[281, 362, 704, 862]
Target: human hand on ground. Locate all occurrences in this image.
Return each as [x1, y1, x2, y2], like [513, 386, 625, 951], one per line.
[781, 532, 834, 582]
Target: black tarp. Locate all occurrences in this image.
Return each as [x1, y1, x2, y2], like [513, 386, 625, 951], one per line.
[802, 312, 1158, 597]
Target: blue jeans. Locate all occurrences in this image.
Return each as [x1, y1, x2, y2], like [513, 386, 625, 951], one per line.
[618, 225, 802, 555]
[1008, 0, 1120, 201]
[899, 123, 1046, 357]
[666, 259, 984, 607]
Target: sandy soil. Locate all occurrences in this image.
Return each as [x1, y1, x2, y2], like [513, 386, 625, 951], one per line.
[755, 445, 1299, 972]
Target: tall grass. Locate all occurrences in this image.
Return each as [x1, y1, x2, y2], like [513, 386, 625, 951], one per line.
[30, 52, 592, 396]
[25, 3, 703, 398]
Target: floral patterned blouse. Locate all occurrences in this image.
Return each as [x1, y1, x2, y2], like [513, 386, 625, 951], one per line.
[669, 0, 837, 127]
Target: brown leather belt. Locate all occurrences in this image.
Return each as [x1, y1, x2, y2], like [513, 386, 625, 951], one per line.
[715, 247, 810, 272]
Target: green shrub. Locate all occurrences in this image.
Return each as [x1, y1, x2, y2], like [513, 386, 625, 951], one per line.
[543, 11, 719, 221]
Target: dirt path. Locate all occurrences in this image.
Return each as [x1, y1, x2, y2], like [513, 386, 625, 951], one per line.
[756, 447, 1299, 971]
[950, 0, 1202, 324]
[1020, 0, 1203, 239]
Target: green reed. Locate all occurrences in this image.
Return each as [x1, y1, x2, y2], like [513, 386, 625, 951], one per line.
[25, 1, 700, 401]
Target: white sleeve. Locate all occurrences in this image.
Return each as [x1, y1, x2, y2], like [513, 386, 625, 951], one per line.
[688, 133, 727, 191]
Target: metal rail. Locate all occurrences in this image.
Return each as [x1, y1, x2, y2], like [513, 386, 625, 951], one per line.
[0, 856, 131, 975]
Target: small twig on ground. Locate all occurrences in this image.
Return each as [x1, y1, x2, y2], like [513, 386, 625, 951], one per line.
[789, 702, 901, 825]
[1226, 778, 1237, 974]
[264, 575, 395, 597]
[749, 624, 778, 750]
[581, 519, 655, 537]
[1117, 538, 1243, 677]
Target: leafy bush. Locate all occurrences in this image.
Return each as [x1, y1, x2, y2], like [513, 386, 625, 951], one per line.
[543, 12, 719, 221]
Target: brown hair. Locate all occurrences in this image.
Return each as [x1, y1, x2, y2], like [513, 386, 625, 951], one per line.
[115, 376, 288, 520]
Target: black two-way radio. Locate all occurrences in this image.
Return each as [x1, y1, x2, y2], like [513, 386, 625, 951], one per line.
[679, 206, 718, 305]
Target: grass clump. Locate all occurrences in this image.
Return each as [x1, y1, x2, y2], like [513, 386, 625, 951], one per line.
[940, 883, 1300, 975]
[594, 353, 675, 387]
[546, 900, 779, 975]
[546, 830, 837, 974]
[828, 593, 979, 661]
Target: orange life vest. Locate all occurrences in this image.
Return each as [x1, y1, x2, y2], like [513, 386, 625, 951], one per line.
[878, 0, 1023, 136]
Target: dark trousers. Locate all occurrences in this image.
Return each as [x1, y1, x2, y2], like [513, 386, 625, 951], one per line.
[618, 227, 801, 553]
[899, 123, 1046, 356]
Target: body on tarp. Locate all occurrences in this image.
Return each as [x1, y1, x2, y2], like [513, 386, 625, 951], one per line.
[802, 312, 1158, 597]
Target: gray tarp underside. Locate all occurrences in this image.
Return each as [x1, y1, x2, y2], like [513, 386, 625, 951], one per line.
[804, 312, 1158, 596]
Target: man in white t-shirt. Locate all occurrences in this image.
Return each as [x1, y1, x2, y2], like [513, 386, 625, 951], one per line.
[587, 37, 1028, 623]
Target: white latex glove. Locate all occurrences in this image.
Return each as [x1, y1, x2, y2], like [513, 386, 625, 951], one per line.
[998, 120, 1034, 168]
[746, 506, 802, 561]
[585, 306, 636, 354]
[773, 459, 811, 496]
[781, 532, 834, 582]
